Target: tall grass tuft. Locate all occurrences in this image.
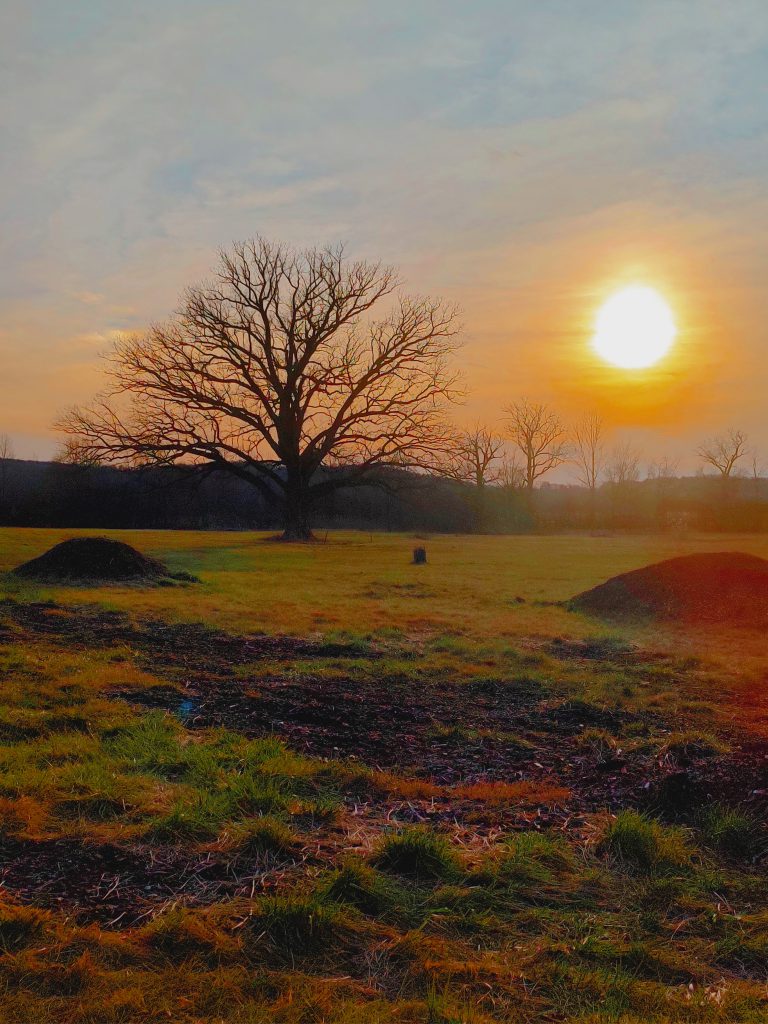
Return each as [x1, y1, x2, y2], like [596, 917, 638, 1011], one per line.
[599, 810, 693, 873]
[249, 893, 351, 954]
[697, 803, 764, 861]
[372, 826, 460, 880]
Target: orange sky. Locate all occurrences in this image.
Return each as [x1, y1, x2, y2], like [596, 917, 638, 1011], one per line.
[2, 3, 767, 473]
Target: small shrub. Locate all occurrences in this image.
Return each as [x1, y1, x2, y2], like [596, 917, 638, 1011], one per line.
[372, 827, 460, 880]
[599, 810, 693, 873]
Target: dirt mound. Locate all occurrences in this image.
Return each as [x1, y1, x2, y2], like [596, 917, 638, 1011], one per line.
[11, 537, 172, 583]
[571, 552, 768, 627]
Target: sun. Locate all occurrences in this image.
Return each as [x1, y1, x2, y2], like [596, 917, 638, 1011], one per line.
[592, 285, 677, 369]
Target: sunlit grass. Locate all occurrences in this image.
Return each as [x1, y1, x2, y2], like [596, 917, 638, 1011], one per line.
[1, 526, 768, 1021]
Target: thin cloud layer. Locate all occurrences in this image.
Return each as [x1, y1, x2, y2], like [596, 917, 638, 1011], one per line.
[1, 1, 767, 461]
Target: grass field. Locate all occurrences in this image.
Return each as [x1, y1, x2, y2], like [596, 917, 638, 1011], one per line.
[0, 528, 767, 1023]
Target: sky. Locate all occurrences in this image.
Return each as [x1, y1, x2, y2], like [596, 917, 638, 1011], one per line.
[1, 1, 767, 472]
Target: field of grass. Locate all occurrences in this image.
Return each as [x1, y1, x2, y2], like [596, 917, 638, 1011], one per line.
[0, 528, 767, 1023]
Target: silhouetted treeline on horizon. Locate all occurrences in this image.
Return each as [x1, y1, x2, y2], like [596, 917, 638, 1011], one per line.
[2, 457, 768, 535]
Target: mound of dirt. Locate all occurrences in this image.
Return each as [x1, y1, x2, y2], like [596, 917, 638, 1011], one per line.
[11, 537, 172, 583]
[571, 551, 768, 627]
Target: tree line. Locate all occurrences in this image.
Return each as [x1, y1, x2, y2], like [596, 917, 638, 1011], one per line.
[448, 415, 758, 493]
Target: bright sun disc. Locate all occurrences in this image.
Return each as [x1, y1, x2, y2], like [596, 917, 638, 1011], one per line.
[592, 286, 676, 369]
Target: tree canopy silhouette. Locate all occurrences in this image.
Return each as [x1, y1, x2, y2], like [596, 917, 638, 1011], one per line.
[58, 239, 461, 539]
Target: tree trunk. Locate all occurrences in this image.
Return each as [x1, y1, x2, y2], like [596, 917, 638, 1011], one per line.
[473, 484, 486, 533]
[280, 471, 315, 541]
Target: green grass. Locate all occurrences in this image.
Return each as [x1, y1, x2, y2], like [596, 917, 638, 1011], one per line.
[229, 815, 297, 857]
[246, 892, 356, 956]
[372, 826, 461, 880]
[0, 527, 767, 1022]
[599, 810, 695, 874]
[697, 804, 765, 861]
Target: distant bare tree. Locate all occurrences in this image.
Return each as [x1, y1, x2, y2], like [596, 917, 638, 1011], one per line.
[498, 455, 526, 491]
[749, 451, 764, 499]
[504, 400, 569, 491]
[647, 455, 679, 481]
[57, 238, 462, 539]
[696, 429, 749, 478]
[605, 441, 643, 486]
[572, 413, 604, 491]
[444, 424, 505, 489]
[0, 434, 13, 511]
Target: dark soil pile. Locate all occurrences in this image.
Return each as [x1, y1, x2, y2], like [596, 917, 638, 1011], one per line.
[571, 551, 768, 627]
[11, 537, 171, 583]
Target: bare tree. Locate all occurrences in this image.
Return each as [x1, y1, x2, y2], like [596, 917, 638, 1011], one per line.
[572, 413, 604, 491]
[504, 400, 569, 491]
[58, 238, 461, 539]
[605, 441, 643, 486]
[696, 429, 749, 478]
[498, 455, 526, 491]
[0, 433, 13, 510]
[443, 424, 505, 489]
[749, 451, 764, 500]
[647, 455, 679, 481]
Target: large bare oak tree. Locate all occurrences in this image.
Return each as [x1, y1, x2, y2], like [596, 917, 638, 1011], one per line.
[58, 239, 461, 539]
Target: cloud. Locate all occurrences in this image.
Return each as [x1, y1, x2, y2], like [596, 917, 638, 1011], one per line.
[1, 0, 767, 462]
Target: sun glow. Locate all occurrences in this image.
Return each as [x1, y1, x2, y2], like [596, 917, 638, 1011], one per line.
[592, 285, 677, 369]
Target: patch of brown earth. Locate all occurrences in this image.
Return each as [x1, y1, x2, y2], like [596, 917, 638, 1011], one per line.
[572, 552, 768, 626]
[11, 537, 184, 584]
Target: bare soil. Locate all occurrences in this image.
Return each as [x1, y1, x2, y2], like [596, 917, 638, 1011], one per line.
[11, 537, 175, 583]
[572, 551, 768, 626]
